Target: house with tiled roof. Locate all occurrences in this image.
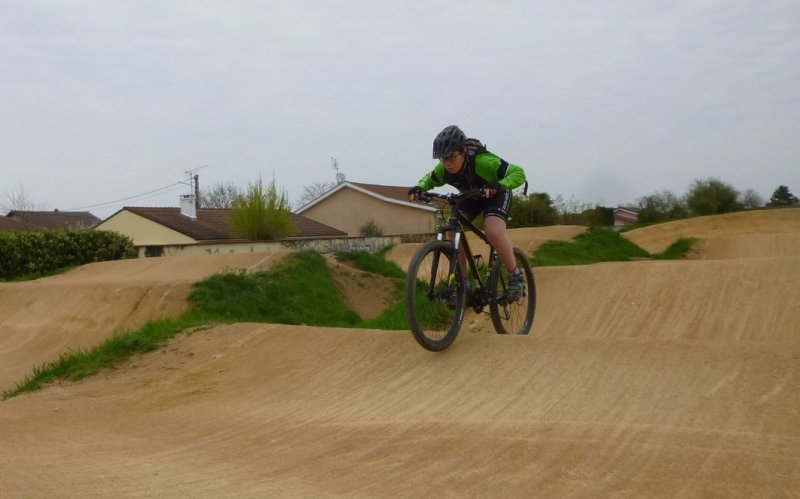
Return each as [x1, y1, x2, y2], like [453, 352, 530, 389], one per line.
[94, 196, 367, 257]
[2, 210, 100, 231]
[295, 181, 440, 237]
[0, 216, 32, 232]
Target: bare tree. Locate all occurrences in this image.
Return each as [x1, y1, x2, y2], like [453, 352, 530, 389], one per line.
[1, 184, 48, 214]
[741, 189, 765, 209]
[297, 157, 343, 207]
[552, 194, 591, 225]
[298, 181, 336, 206]
[199, 182, 242, 209]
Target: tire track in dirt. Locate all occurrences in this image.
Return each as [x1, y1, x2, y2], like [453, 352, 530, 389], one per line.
[2, 215, 799, 497]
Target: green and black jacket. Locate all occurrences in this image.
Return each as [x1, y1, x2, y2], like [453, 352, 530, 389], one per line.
[415, 139, 526, 193]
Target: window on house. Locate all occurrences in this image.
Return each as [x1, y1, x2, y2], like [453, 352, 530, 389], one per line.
[144, 246, 164, 257]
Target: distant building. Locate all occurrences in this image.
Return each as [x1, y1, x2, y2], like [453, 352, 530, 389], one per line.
[613, 207, 639, 228]
[295, 181, 440, 236]
[94, 197, 353, 257]
[1, 210, 100, 231]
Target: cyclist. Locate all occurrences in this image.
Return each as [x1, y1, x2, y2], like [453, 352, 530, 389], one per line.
[408, 125, 527, 300]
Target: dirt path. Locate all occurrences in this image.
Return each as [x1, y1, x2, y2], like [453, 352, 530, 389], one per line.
[323, 254, 399, 321]
[0, 251, 291, 390]
[2, 215, 799, 497]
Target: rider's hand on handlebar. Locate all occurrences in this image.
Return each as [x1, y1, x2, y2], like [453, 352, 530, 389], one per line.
[482, 182, 503, 198]
[408, 186, 423, 201]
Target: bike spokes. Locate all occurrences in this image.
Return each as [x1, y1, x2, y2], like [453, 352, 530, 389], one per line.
[489, 248, 536, 335]
[405, 240, 465, 351]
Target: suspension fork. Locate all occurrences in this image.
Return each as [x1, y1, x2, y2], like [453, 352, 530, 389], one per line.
[486, 247, 499, 276]
[423, 230, 462, 297]
[443, 231, 463, 284]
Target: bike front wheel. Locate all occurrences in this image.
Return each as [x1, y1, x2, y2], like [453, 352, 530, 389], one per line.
[489, 247, 536, 335]
[405, 240, 465, 351]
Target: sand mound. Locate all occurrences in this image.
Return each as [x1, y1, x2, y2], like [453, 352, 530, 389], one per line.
[324, 254, 399, 320]
[624, 207, 800, 257]
[0, 251, 290, 389]
[2, 212, 799, 497]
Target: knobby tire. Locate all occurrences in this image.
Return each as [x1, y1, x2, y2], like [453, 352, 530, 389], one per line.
[405, 240, 465, 351]
[489, 247, 536, 335]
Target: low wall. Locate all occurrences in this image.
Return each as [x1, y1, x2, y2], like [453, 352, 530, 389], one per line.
[137, 235, 404, 258]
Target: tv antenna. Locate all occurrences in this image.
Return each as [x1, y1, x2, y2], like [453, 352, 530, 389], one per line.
[182, 165, 209, 208]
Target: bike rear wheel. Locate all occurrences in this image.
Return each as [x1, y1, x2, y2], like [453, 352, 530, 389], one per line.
[405, 240, 465, 351]
[489, 247, 536, 335]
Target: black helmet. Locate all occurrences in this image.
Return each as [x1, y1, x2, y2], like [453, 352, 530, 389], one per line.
[432, 125, 466, 159]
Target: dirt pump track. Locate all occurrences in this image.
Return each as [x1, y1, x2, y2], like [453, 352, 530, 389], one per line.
[2, 210, 800, 497]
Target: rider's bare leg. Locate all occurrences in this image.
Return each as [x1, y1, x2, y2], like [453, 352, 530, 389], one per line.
[484, 216, 517, 272]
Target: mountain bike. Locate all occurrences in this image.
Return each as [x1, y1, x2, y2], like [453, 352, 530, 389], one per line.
[405, 190, 536, 351]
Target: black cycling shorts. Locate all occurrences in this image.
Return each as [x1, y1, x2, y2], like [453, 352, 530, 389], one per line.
[457, 189, 512, 222]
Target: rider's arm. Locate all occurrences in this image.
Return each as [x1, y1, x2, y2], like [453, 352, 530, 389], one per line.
[416, 163, 447, 191]
[475, 152, 526, 190]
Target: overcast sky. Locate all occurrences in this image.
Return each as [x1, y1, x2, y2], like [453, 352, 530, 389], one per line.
[2, 0, 798, 218]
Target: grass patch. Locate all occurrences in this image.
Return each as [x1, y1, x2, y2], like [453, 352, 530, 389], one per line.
[190, 251, 361, 327]
[334, 247, 405, 278]
[3, 316, 202, 398]
[653, 237, 698, 260]
[532, 228, 696, 266]
[532, 228, 650, 266]
[334, 248, 408, 330]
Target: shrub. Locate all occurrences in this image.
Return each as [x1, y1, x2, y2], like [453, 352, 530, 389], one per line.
[0, 229, 136, 279]
[508, 192, 559, 227]
[358, 219, 384, 237]
[532, 228, 649, 266]
[229, 177, 296, 240]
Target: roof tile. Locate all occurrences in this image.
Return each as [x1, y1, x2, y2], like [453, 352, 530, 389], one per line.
[6, 211, 100, 230]
[123, 207, 346, 240]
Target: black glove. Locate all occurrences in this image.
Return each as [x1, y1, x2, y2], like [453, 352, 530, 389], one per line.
[408, 186, 423, 198]
[482, 182, 503, 197]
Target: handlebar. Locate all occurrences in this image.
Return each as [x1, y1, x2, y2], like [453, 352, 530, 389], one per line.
[418, 189, 485, 205]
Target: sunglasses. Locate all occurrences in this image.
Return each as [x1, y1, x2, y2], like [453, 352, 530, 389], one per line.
[440, 151, 461, 162]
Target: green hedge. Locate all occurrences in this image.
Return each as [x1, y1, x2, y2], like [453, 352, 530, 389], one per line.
[0, 229, 136, 279]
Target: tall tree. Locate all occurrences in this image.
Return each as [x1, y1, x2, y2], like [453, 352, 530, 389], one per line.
[767, 185, 799, 207]
[200, 182, 242, 208]
[685, 177, 743, 215]
[508, 192, 558, 227]
[636, 190, 687, 223]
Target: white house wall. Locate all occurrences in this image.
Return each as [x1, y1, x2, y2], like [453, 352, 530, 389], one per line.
[302, 187, 435, 236]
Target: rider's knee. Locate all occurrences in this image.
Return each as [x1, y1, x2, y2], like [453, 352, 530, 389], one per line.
[484, 221, 507, 242]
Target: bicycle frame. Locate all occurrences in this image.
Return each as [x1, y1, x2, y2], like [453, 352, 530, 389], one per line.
[406, 189, 536, 350]
[433, 195, 502, 310]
